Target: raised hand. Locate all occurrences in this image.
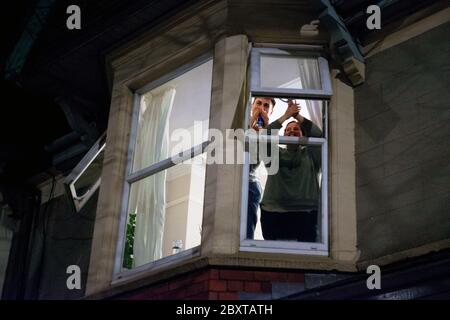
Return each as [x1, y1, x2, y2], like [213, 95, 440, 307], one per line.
[287, 100, 300, 118]
[277, 100, 300, 124]
[251, 105, 270, 130]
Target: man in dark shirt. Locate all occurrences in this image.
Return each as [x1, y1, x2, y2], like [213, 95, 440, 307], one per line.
[247, 97, 275, 239]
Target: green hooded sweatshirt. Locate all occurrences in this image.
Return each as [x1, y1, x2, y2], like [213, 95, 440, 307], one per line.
[260, 121, 321, 212]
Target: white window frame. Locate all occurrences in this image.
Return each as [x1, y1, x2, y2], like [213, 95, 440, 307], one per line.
[250, 48, 333, 99]
[63, 133, 106, 213]
[240, 46, 332, 256]
[113, 54, 212, 280]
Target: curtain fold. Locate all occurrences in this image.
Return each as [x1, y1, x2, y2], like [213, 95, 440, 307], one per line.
[130, 87, 176, 267]
[298, 59, 323, 243]
[298, 59, 323, 131]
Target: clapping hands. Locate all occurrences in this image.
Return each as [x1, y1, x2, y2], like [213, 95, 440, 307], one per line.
[284, 100, 300, 118]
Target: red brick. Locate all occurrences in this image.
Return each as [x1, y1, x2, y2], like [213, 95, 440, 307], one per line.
[168, 276, 194, 291]
[146, 292, 158, 299]
[244, 281, 261, 293]
[227, 280, 244, 291]
[219, 292, 238, 300]
[192, 270, 210, 283]
[261, 281, 272, 293]
[220, 270, 254, 281]
[167, 289, 187, 300]
[148, 293, 163, 300]
[152, 292, 171, 300]
[254, 271, 288, 282]
[287, 273, 305, 282]
[209, 279, 227, 292]
[208, 292, 219, 300]
[209, 269, 219, 279]
[186, 292, 209, 300]
[127, 292, 149, 300]
[185, 281, 209, 296]
[149, 283, 169, 295]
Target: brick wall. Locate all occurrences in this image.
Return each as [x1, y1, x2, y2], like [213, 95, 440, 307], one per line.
[116, 268, 305, 300]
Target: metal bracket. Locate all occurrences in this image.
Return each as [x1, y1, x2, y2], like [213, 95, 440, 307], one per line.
[317, 0, 366, 86]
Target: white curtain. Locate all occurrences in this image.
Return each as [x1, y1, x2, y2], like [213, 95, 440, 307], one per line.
[298, 59, 323, 131]
[298, 59, 324, 243]
[130, 87, 176, 267]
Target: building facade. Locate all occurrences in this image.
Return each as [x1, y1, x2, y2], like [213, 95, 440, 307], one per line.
[1, 0, 449, 300]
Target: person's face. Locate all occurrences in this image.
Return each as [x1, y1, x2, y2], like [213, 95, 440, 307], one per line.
[284, 122, 302, 137]
[252, 97, 273, 115]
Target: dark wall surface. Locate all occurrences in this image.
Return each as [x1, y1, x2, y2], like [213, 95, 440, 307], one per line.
[25, 189, 98, 299]
[355, 22, 450, 261]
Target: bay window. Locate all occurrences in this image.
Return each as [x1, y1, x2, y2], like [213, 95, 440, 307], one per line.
[85, 0, 361, 297]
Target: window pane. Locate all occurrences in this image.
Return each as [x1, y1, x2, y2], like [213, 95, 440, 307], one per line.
[247, 142, 323, 243]
[132, 60, 212, 172]
[260, 55, 322, 91]
[123, 154, 206, 269]
[73, 146, 105, 198]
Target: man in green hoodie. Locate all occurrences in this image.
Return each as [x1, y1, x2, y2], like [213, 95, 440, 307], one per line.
[260, 117, 322, 242]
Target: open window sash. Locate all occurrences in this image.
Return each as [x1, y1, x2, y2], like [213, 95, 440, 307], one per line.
[64, 133, 106, 213]
[240, 135, 328, 255]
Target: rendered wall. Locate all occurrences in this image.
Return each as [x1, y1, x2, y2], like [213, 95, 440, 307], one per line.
[25, 190, 98, 299]
[355, 22, 450, 262]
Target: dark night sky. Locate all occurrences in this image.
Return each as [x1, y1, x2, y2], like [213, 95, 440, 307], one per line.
[0, 1, 70, 183]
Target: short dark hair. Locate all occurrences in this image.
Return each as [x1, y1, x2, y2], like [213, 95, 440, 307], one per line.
[270, 98, 276, 107]
[253, 97, 276, 107]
